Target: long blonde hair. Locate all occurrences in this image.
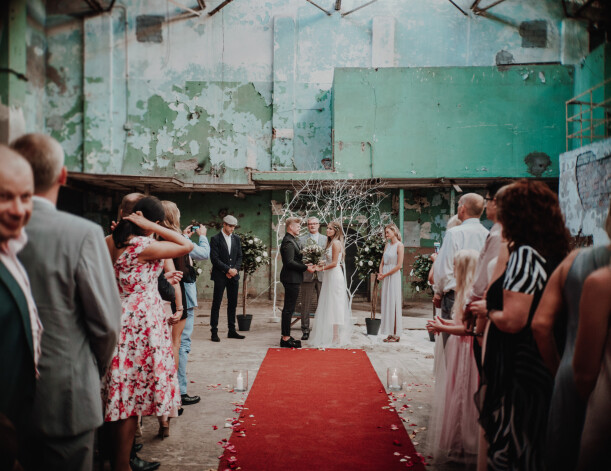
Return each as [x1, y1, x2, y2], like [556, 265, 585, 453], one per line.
[160, 200, 181, 234]
[326, 220, 345, 258]
[384, 223, 402, 242]
[452, 249, 479, 321]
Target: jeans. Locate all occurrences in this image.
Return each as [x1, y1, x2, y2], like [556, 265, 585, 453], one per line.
[178, 307, 195, 396]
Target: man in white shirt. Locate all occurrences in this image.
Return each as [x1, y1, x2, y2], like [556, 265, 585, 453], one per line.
[433, 193, 488, 344]
[297, 217, 326, 340]
[0, 145, 41, 467]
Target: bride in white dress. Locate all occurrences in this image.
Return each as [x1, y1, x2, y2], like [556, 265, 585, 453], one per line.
[308, 221, 353, 348]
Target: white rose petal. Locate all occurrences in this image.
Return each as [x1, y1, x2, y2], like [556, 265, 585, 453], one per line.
[263, 251, 268, 257]
[248, 240, 253, 244]
[416, 286, 420, 292]
[365, 247, 370, 252]
[197, 268, 202, 274]
[255, 256, 261, 262]
[368, 261, 373, 266]
[359, 261, 363, 266]
[254, 237, 259, 242]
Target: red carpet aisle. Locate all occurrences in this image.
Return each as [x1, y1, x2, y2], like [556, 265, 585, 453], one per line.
[218, 348, 426, 471]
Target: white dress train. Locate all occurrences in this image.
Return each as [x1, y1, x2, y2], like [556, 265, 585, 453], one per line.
[308, 247, 353, 348]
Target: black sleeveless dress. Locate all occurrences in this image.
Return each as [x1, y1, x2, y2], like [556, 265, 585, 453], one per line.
[475, 245, 557, 471]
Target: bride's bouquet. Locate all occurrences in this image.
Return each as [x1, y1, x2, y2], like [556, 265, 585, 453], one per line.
[301, 238, 325, 265]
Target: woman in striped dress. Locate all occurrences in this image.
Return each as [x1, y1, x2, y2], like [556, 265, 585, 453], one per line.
[473, 180, 570, 470]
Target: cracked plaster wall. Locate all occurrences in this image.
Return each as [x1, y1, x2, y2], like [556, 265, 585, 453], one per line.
[40, 0, 581, 182]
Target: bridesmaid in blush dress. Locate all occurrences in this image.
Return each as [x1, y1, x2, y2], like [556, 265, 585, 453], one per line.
[378, 224, 404, 342]
[426, 249, 480, 465]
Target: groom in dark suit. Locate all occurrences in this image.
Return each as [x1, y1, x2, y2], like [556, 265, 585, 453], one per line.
[210, 215, 244, 342]
[280, 217, 315, 348]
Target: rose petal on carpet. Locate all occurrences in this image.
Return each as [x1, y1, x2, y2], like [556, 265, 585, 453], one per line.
[218, 348, 426, 471]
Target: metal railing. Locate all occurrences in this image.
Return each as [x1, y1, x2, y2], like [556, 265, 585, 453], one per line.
[566, 77, 611, 151]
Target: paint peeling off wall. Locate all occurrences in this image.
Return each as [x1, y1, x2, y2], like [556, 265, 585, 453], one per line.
[559, 137, 611, 245]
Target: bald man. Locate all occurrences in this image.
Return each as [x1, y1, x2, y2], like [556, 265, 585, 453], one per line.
[12, 133, 121, 471]
[433, 193, 489, 344]
[0, 146, 41, 466]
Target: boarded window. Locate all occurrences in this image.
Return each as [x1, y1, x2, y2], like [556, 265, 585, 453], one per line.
[136, 15, 163, 43]
[519, 20, 547, 48]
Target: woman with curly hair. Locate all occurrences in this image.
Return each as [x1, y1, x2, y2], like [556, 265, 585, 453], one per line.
[472, 179, 570, 470]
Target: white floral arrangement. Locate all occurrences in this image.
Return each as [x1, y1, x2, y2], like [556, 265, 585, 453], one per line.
[238, 231, 270, 276]
[354, 233, 386, 281]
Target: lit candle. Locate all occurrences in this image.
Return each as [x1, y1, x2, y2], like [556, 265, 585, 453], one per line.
[391, 371, 399, 388]
[236, 372, 244, 391]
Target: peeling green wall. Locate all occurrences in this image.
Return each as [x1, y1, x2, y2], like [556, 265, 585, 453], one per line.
[332, 65, 574, 179]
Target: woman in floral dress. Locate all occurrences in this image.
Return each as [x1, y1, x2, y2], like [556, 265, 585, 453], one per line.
[103, 196, 193, 471]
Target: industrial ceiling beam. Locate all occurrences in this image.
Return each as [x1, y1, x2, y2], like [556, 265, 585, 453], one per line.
[447, 0, 468, 16]
[476, 0, 508, 13]
[306, 0, 332, 16]
[341, 0, 379, 17]
[208, 0, 235, 16]
[167, 0, 203, 16]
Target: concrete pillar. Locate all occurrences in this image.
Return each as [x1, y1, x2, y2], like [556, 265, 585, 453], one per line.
[0, 0, 27, 144]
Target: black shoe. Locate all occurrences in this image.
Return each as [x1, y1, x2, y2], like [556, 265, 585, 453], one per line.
[211, 334, 220, 342]
[301, 332, 309, 340]
[228, 331, 245, 339]
[129, 454, 160, 471]
[181, 394, 201, 406]
[178, 407, 184, 416]
[280, 337, 302, 348]
[133, 443, 143, 453]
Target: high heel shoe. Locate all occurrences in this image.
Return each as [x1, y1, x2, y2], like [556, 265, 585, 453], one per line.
[157, 420, 170, 439]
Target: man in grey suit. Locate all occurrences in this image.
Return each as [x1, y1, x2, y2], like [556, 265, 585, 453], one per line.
[12, 134, 122, 471]
[298, 217, 327, 340]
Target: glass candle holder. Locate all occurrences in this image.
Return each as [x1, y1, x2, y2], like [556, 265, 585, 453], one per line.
[387, 367, 403, 391]
[234, 370, 248, 392]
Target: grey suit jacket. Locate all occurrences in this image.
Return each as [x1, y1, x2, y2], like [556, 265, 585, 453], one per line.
[19, 198, 121, 437]
[298, 232, 327, 283]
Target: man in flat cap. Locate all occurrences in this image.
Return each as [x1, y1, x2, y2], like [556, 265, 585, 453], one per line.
[209, 215, 244, 342]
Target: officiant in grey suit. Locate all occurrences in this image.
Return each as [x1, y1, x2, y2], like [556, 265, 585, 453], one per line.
[298, 217, 327, 340]
[13, 134, 121, 471]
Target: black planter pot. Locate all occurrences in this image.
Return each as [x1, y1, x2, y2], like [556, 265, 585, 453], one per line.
[237, 314, 253, 331]
[365, 318, 381, 336]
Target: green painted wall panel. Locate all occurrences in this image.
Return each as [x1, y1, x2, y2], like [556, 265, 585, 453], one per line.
[332, 65, 575, 179]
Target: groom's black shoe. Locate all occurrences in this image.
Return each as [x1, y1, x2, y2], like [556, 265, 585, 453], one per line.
[301, 332, 309, 340]
[280, 337, 301, 348]
[228, 330, 245, 339]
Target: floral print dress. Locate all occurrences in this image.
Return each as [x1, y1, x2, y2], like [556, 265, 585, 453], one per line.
[102, 236, 180, 421]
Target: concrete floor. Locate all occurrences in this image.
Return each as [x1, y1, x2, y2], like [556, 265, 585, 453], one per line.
[131, 299, 461, 471]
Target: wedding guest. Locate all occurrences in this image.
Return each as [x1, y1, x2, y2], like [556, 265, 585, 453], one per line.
[0, 146, 39, 464]
[12, 133, 122, 471]
[209, 215, 245, 342]
[433, 194, 488, 345]
[378, 224, 404, 342]
[474, 179, 570, 471]
[103, 196, 192, 471]
[179, 222, 210, 406]
[309, 221, 353, 347]
[574, 262, 611, 470]
[531, 198, 611, 470]
[298, 217, 326, 341]
[427, 249, 480, 464]
[157, 200, 190, 437]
